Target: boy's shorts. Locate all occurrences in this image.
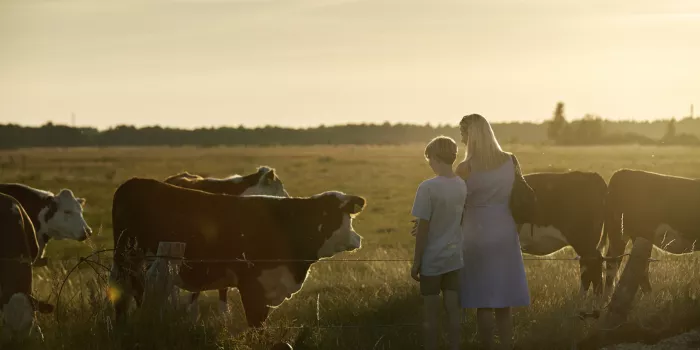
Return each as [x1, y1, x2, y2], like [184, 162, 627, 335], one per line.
[419, 269, 460, 296]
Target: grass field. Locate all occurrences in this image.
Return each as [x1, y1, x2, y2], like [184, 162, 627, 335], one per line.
[1, 144, 700, 350]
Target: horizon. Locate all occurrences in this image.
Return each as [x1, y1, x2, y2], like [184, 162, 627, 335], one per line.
[4, 112, 696, 132]
[1, 0, 698, 129]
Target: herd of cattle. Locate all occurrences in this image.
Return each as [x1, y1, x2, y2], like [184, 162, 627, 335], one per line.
[1, 166, 700, 340]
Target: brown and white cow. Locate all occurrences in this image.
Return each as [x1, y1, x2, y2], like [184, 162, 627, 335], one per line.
[517, 171, 608, 294]
[0, 184, 93, 266]
[164, 166, 289, 198]
[603, 169, 700, 293]
[108, 178, 365, 327]
[164, 166, 290, 314]
[0, 193, 54, 341]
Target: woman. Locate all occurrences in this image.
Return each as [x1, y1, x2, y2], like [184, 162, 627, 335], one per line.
[456, 114, 530, 350]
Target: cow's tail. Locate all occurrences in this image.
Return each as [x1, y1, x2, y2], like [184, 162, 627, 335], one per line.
[602, 171, 627, 288]
[108, 181, 143, 320]
[597, 194, 610, 254]
[595, 173, 611, 254]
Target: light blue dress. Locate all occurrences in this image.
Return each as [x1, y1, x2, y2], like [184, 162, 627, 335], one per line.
[459, 158, 530, 308]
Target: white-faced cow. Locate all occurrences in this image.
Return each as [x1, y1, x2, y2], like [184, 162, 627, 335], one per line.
[163, 166, 290, 314]
[0, 184, 93, 266]
[517, 171, 607, 294]
[604, 169, 700, 293]
[109, 178, 365, 327]
[0, 193, 54, 341]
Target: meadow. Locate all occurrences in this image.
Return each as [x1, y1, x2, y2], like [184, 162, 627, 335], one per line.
[1, 144, 700, 350]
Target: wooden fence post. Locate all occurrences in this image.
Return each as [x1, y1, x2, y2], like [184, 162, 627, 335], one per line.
[578, 237, 653, 349]
[144, 242, 186, 314]
[602, 237, 653, 330]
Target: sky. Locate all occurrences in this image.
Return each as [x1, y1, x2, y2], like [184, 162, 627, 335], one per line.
[1, 0, 699, 129]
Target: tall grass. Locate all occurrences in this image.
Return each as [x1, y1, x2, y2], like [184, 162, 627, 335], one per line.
[1, 145, 700, 349]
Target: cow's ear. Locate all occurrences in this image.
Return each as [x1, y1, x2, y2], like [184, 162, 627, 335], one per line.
[342, 196, 366, 215]
[261, 169, 276, 185]
[77, 198, 87, 207]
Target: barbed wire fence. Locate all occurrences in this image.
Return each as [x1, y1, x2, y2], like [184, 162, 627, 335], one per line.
[4, 248, 698, 349]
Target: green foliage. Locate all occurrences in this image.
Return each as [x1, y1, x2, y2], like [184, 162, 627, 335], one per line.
[664, 118, 677, 140]
[547, 101, 567, 141]
[5, 112, 700, 149]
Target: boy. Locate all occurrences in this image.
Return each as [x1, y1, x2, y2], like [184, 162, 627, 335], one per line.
[411, 136, 467, 350]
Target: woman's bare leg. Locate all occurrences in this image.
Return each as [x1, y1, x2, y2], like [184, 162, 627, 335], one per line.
[476, 308, 494, 350]
[494, 307, 513, 350]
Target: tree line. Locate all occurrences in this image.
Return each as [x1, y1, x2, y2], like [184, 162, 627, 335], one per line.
[1, 105, 698, 149]
[0, 122, 544, 149]
[546, 102, 700, 146]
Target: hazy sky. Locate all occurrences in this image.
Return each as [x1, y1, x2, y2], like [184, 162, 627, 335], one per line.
[1, 0, 698, 129]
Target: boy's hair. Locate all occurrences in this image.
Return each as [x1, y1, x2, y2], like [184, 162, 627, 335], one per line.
[424, 136, 458, 165]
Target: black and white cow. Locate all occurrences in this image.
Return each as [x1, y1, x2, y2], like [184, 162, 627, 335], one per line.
[109, 178, 365, 327]
[517, 171, 608, 294]
[164, 166, 290, 314]
[0, 193, 54, 341]
[0, 183, 93, 266]
[604, 169, 700, 292]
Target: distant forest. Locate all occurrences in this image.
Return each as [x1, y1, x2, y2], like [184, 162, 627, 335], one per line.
[1, 103, 698, 148]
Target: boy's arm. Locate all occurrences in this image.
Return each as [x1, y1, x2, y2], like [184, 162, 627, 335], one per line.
[412, 218, 430, 279]
[410, 183, 431, 281]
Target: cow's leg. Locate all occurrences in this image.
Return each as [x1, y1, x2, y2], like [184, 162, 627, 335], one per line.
[109, 262, 133, 322]
[631, 225, 654, 294]
[217, 288, 229, 313]
[578, 261, 592, 296]
[112, 286, 131, 322]
[110, 248, 146, 320]
[239, 282, 270, 328]
[639, 260, 652, 294]
[190, 291, 200, 304]
[187, 292, 201, 321]
[578, 257, 591, 297]
[591, 260, 604, 295]
[131, 274, 145, 307]
[579, 255, 604, 296]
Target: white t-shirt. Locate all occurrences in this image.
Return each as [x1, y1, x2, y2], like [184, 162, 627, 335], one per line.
[411, 175, 467, 276]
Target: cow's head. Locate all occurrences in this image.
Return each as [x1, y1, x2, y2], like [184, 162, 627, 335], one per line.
[39, 189, 92, 241]
[241, 167, 290, 197]
[313, 191, 366, 259]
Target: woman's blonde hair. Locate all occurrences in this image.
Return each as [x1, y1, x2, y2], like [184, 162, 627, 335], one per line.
[459, 113, 510, 172]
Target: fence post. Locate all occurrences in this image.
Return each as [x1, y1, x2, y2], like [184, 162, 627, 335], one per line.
[578, 237, 653, 349]
[602, 237, 652, 330]
[144, 242, 186, 315]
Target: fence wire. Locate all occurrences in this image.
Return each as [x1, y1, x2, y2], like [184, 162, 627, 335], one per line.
[6, 247, 698, 350]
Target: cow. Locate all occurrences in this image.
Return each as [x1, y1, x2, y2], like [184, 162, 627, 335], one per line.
[603, 169, 700, 293]
[163, 166, 290, 314]
[108, 178, 366, 327]
[0, 183, 93, 266]
[516, 171, 608, 294]
[0, 193, 54, 342]
[164, 166, 289, 198]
